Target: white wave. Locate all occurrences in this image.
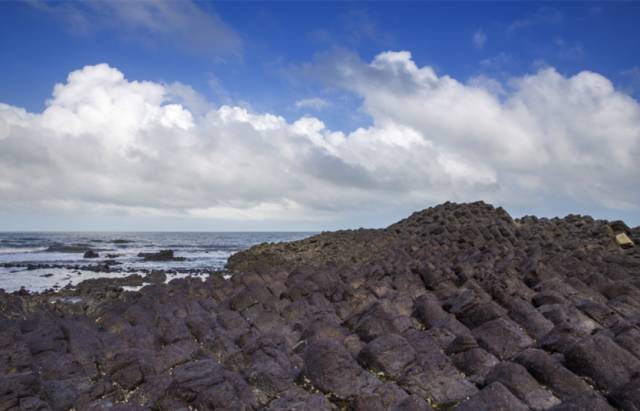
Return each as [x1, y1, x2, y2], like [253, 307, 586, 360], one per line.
[0, 247, 47, 254]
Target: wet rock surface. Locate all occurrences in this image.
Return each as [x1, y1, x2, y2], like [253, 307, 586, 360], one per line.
[137, 249, 186, 262]
[1, 201, 640, 410]
[83, 250, 99, 259]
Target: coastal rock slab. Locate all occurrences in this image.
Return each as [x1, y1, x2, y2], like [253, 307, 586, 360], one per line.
[301, 339, 377, 399]
[358, 334, 416, 379]
[472, 317, 534, 360]
[454, 382, 529, 411]
[485, 361, 561, 410]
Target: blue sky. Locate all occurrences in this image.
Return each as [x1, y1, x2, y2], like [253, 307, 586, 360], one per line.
[3, 2, 640, 128]
[1, 1, 640, 230]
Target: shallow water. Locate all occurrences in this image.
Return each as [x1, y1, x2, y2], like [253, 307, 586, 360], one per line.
[0, 232, 313, 292]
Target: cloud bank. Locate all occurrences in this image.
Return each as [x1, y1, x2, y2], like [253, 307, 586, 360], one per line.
[1, 52, 639, 227]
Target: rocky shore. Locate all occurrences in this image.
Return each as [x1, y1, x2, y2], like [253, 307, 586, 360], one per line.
[1, 202, 640, 410]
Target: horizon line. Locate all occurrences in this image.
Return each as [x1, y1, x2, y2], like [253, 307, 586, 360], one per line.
[0, 230, 324, 234]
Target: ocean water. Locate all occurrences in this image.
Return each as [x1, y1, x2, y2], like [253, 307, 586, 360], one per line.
[0, 232, 314, 293]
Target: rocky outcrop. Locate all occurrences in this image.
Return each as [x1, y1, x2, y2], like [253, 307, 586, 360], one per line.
[112, 239, 133, 244]
[45, 244, 91, 253]
[137, 249, 186, 261]
[142, 271, 167, 284]
[83, 250, 99, 259]
[1, 201, 639, 410]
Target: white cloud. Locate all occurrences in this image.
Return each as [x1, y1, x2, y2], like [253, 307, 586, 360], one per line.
[1, 55, 639, 228]
[166, 82, 214, 116]
[467, 75, 506, 96]
[295, 98, 330, 111]
[473, 30, 487, 49]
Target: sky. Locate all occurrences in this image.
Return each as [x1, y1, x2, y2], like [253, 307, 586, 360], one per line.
[1, 1, 640, 231]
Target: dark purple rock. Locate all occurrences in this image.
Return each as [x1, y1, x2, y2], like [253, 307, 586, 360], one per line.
[2, 202, 639, 410]
[485, 361, 561, 410]
[137, 249, 185, 261]
[563, 333, 640, 393]
[515, 349, 593, 401]
[473, 317, 534, 360]
[83, 250, 99, 259]
[454, 382, 528, 411]
[301, 339, 376, 400]
[358, 334, 416, 379]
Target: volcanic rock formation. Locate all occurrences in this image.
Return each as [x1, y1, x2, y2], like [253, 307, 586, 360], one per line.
[1, 201, 639, 410]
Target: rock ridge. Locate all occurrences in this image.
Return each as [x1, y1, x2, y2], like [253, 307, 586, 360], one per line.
[1, 201, 639, 410]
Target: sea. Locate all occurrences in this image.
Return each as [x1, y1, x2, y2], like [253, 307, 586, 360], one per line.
[0, 232, 314, 293]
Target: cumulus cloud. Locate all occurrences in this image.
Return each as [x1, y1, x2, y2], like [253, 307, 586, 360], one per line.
[1, 54, 639, 227]
[320, 51, 640, 208]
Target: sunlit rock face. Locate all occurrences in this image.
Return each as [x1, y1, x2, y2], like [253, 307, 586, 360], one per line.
[1, 201, 639, 410]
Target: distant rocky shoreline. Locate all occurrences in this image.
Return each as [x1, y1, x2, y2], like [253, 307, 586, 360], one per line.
[1, 202, 639, 410]
[1, 258, 215, 295]
[1, 249, 211, 294]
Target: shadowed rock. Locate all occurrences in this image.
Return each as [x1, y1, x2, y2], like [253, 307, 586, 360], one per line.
[137, 249, 186, 261]
[358, 334, 416, 379]
[83, 250, 99, 258]
[455, 382, 528, 411]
